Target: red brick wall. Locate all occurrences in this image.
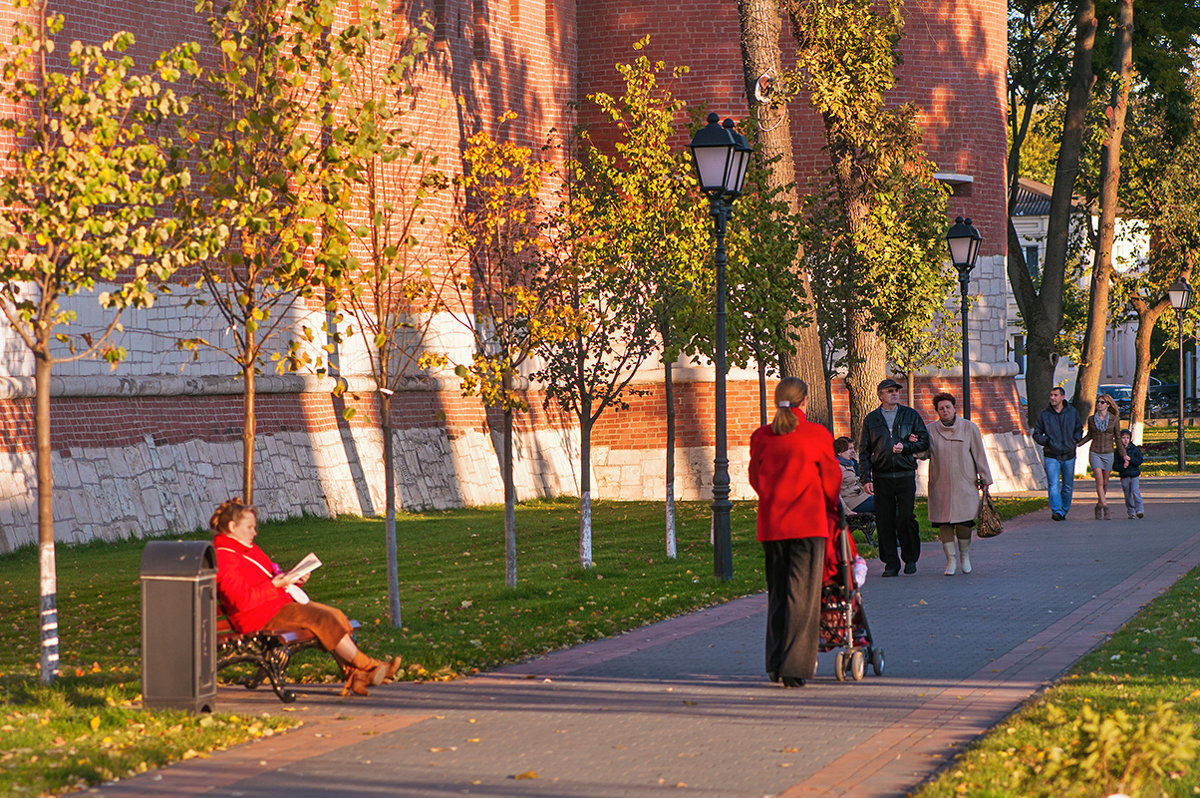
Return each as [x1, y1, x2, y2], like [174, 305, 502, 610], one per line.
[589, 374, 1027, 451]
[0, 390, 496, 454]
[575, 0, 1008, 257]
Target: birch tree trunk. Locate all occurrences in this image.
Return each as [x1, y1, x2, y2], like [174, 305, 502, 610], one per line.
[579, 406, 594, 569]
[381, 390, 401, 626]
[36, 351, 58, 684]
[663, 353, 677, 559]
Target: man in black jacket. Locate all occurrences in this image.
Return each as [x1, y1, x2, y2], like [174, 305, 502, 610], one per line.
[1031, 386, 1083, 521]
[859, 378, 930, 577]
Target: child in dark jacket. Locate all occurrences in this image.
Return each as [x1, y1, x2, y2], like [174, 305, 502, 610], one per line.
[1113, 429, 1144, 519]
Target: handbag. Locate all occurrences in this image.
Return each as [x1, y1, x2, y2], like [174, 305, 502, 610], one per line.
[976, 489, 1003, 538]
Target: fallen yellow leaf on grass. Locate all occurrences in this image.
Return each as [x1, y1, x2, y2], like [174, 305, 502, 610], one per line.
[89, 716, 101, 731]
[512, 771, 539, 780]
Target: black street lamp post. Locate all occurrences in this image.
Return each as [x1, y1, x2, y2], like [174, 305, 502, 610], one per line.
[1167, 278, 1193, 470]
[946, 216, 982, 420]
[688, 112, 750, 582]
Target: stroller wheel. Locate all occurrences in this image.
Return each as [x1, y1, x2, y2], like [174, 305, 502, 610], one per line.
[849, 649, 866, 681]
[834, 651, 847, 682]
[871, 647, 885, 676]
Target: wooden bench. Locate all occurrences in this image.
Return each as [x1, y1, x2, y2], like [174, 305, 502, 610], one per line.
[216, 617, 360, 703]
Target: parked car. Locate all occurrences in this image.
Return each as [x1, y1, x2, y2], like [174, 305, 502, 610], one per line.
[1099, 384, 1134, 417]
[1148, 375, 1181, 408]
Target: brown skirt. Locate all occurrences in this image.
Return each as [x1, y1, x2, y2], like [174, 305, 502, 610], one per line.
[267, 601, 354, 651]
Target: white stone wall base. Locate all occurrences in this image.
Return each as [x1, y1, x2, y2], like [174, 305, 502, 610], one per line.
[0, 427, 1047, 552]
[0, 424, 582, 552]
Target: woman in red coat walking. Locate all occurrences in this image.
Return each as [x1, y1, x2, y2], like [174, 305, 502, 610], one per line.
[749, 377, 842, 687]
[212, 498, 401, 696]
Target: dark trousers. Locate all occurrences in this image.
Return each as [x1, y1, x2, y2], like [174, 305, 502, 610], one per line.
[762, 537, 824, 680]
[873, 472, 919, 570]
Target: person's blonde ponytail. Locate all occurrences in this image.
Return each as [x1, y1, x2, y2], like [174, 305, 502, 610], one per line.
[770, 377, 808, 435]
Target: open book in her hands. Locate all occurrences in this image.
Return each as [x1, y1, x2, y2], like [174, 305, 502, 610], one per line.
[281, 552, 322, 584]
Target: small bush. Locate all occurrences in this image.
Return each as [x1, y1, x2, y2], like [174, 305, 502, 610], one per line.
[1011, 701, 1197, 797]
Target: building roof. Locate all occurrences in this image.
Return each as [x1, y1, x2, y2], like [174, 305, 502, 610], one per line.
[1011, 177, 1052, 216]
[1011, 177, 1095, 217]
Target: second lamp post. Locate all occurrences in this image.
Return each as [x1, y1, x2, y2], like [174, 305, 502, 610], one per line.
[1167, 278, 1193, 470]
[688, 112, 751, 582]
[946, 216, 982, 420]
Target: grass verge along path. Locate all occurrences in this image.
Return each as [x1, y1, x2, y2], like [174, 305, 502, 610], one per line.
[914, 562, 1200, 797]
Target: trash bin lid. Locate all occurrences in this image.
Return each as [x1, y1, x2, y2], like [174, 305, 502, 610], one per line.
[140, 540, 216, 576]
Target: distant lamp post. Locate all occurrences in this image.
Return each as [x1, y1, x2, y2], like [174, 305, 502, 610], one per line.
[1167, 277, 1193, 470]
[946, 216, 982, 419]
[689, 112, 750, 582]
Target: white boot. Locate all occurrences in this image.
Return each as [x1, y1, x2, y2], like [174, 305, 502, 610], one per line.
[957, 537, 972, 574]
[942, 541, 957, 576]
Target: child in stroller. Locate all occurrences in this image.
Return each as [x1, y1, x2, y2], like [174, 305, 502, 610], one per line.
[819, 509, 884, 681]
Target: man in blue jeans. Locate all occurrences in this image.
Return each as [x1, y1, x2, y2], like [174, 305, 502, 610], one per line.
[1031, 386, 1083, 521]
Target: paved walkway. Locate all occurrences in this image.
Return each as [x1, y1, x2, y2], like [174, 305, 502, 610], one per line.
[96, 476, 1200, 797]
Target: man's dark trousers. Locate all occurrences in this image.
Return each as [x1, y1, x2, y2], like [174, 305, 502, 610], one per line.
[874, 473, 919, 571]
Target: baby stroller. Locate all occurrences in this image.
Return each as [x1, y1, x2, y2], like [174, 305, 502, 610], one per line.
[819, 509, 884, 681]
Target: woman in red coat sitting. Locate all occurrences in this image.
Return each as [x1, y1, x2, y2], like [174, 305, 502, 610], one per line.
[749, 377, 842, 687]
[211, 498, 400, 696]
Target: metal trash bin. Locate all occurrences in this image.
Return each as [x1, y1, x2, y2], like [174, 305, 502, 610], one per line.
[140, 540, 217, 712]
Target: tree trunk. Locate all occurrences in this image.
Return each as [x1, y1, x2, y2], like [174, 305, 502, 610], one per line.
[826, 125, 884, 435]
[1129, 300, 1166, 444]
[736, 0, 831, 428]
[381, 390, 401, 626]
[756, 347, 768, 427]
[1011, 0, 1097, 427]
[578, 404, 593, 569]
[242, 324, 257, 502]
[35, 350, 58, 684]
[845, 307, 888, 437]
[1020, 303, 1063, 429]
[1073, 0, 1133, 422]
[503, 402, 517, 587]
[663, 353, 677, 559]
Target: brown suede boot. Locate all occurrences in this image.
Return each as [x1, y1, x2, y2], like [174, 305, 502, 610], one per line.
[352, 651, 402, 682]
[340, 664, 387, 697]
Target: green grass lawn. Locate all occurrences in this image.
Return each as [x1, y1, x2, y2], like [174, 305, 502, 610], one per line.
[1132, 424, 1200, 475]
[0, 493, 1041, 795]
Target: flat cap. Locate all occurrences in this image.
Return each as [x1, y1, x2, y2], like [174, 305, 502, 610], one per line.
[877, 378, 902, 392]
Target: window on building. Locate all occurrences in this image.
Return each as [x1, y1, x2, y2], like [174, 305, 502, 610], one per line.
[1024, 244, 1039, 280]
[1012, 334, 1026, 375]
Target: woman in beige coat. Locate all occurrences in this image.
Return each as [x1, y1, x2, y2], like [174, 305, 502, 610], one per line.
[926, 392, 993, 575]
